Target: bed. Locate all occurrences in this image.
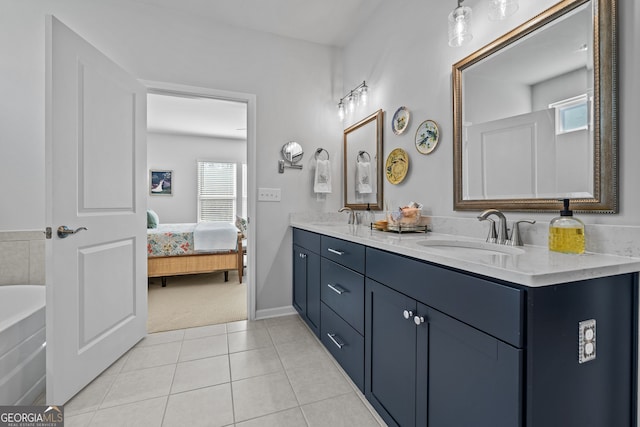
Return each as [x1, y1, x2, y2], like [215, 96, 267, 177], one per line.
[147, 222, 243, 287]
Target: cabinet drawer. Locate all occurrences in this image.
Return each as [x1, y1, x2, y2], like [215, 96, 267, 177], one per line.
[321, 302, 364, 392]
[293, 228, 320, 253]
[321, 236, 365, 273]
[321, 258, 364, 335]
[366, 247, 524, 348]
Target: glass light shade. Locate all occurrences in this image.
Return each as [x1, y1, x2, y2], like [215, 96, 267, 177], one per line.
[337, 101, 345, 121]
[488, 0, 519, 20]
[347, 92, 356, 113]
[448, 5, 472, 47]
[359, 84, 369, 106]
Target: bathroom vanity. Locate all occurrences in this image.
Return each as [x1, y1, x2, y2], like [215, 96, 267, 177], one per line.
[291, 221, 640, 427]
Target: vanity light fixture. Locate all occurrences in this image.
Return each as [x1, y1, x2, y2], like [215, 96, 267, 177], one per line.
[448, 0, 473, 47]
[337, 81, 369, 121]
[488, 0, 519, 20]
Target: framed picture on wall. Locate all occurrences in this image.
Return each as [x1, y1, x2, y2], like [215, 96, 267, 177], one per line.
[149, 170, 173, 195]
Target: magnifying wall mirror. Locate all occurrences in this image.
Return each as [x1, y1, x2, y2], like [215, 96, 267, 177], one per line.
[344, 109, 384, 210]
[279, 141, 304, 172]
[452, 0, 617, 212]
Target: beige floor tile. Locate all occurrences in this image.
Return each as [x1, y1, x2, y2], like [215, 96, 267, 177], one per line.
[226, 319, 267, 333]
[100, 351, 131, 377]
[183, 323, 227, 340]
[101, 365, 175, 409]
[65, 374, 117, 416]
[64, 412, 94, 427]
[178, 334, 228, 362]
[302, 392, 382, 427]
[89, 396, 166, 427]
[264, 314, 302, 328]
[121, 341, 181, 372]
[228, 328, 273, 353]
[231, 371, 299, 422]
[137, 329, 185, 347]
[171, 355, 230, 394]
[163, 384, 233, 427]
[275, 335, 331, 370]
[267, 321, 314, 345]
[235, 407, 308, 427]
[286, 358, 353, 405]
[229, 346, 283, 381]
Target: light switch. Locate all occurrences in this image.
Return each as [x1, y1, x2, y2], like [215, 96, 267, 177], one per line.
[258, 188, 281, 202]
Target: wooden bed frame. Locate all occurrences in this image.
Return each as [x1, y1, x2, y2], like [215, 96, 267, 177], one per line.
[148, 234, 243, 287]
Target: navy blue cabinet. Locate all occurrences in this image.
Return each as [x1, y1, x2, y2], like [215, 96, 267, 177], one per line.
[293, 229, 636, 427]
[292, 229, 321, 336]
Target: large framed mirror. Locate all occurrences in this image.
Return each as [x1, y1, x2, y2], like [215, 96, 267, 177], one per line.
[344, 109, 384, 210]
[453, 0, 617, 212]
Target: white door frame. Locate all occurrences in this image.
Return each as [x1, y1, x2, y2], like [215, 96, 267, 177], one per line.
[142, 80, 257, 320]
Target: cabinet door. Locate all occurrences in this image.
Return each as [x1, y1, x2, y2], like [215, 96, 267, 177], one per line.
[416, 303, 522, 427]
[293, 245, 320, 336]
[365, 279, 418, 427]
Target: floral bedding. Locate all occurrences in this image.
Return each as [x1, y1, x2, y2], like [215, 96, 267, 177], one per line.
[147, 223, 195, 257]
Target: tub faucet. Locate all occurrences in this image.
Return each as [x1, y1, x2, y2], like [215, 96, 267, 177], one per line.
[477, 209, 508, 244]
[339, 207, 356, 224]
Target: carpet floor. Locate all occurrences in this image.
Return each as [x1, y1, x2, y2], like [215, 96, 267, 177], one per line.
[147, 270, 247, 333]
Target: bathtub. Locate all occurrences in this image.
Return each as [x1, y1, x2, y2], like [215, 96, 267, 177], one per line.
[0, 285, 46, 405]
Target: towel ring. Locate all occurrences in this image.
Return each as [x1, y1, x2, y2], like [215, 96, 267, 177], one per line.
[357, 150, 371, 163]
[315, 148, 329, 161]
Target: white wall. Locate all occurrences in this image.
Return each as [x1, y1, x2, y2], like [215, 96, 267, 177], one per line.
[0, 0, 343, 314]
[147, 132, 247, 224]
[342, 0, 640, 226]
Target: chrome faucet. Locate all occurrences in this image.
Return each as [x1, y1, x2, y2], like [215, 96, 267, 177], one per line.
[477, 209, 508, 244]
[339, 207, 356, 224]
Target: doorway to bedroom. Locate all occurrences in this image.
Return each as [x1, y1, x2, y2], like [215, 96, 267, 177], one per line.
[145, 88, 252, 333]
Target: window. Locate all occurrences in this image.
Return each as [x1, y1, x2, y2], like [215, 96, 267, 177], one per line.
[197, 161, 237, 222]
[241, 164, 247, 219]
[549, 94, 590, 135]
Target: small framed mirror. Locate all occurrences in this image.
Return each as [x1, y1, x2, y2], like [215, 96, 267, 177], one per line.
[343, 109, 384, 210]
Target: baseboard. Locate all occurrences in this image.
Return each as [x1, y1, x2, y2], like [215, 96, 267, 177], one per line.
[255, 305, 297, 320]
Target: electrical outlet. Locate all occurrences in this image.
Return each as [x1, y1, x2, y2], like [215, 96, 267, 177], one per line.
[578, 319, 596, 363]
[258, 187, 281, 202]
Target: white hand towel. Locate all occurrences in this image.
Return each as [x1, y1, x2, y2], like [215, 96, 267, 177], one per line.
[314, 159, 332, 193]
[357, 161, 372, 193]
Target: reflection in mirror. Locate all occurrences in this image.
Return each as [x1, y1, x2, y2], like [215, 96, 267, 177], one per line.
[344, 110, 384, 210]
[453, 0, 617, 212]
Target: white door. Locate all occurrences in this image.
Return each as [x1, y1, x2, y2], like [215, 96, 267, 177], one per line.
[45, 16, 147, 405]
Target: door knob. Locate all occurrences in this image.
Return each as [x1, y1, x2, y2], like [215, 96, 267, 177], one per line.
[414, 315, 425, 325]
[57, 226, 88, 238]
[403, 310, 414, 320]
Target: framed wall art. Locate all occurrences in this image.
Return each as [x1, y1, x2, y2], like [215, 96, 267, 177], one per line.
[149, 170, 173, 195]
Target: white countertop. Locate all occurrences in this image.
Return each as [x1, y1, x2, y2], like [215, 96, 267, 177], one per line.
[290, 220, 640, 287]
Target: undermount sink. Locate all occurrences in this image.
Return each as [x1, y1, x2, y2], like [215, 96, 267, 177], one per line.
[416, 239, 525, 256]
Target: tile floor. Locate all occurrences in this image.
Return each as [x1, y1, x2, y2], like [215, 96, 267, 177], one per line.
[60, 314, 386, 426]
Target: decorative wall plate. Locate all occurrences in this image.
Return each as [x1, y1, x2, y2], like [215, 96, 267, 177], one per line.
[392, 106, 410, 135]
[415, 120, 440, 154]
[385, 148, 409, 184]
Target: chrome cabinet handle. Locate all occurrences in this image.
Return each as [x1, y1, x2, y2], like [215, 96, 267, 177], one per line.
[57, 226, 88, 239]
[327, 248, 345, 256]
[327, 333, 344, 349]
[327, 283, 346, 295]
[299, 253, 307, 259]
[403, 310, 414, 320]
[414, 315, 425, 326]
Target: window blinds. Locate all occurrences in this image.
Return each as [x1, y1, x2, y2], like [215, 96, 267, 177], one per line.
[197, 161, 237, 222]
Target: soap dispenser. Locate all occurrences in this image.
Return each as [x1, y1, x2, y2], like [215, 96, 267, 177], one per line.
[549, 199, 585, 254]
